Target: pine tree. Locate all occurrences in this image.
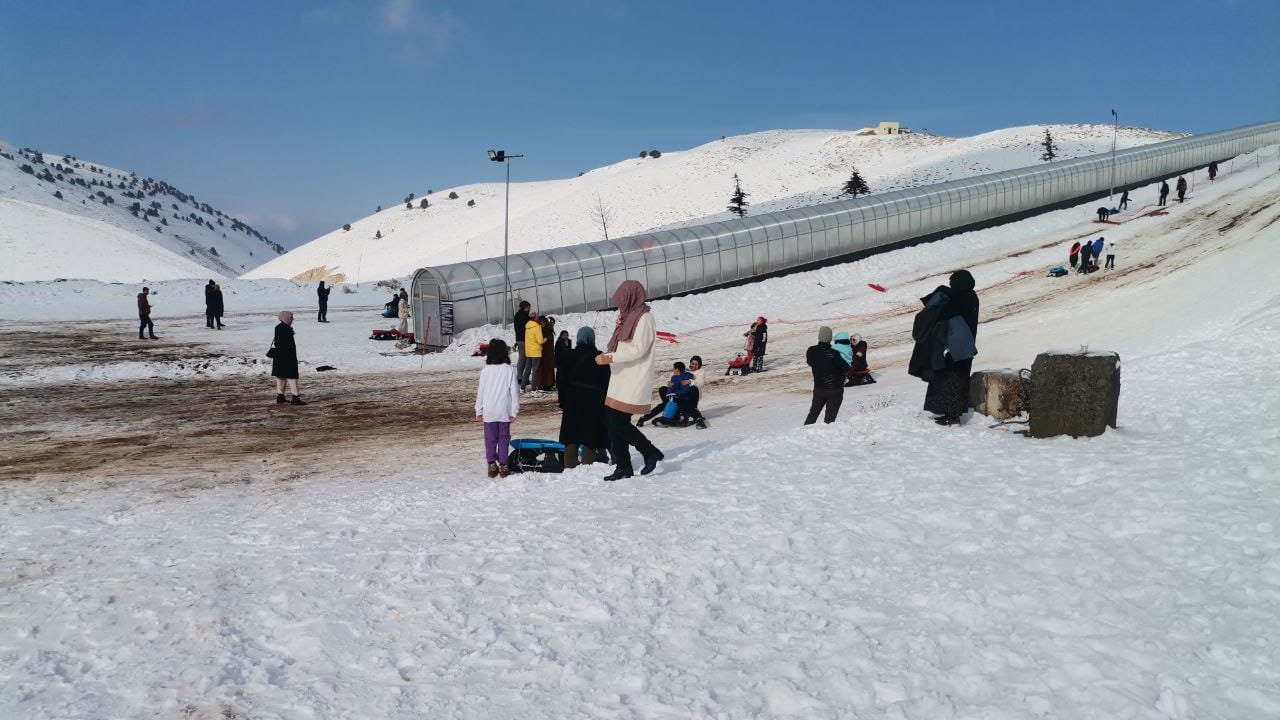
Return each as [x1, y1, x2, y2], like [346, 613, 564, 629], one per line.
[840, 167, 871, 197]
[1040, 128, 1059, 162]
[727, 174, 749, 217]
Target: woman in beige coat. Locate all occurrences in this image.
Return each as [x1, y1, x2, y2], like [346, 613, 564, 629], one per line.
[594, 280, 663, 480]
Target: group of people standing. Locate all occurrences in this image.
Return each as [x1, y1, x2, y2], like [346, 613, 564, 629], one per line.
[1069, 236, 1117, 273]
[512, 302, 566, 392]
[477, 281, 666, 481]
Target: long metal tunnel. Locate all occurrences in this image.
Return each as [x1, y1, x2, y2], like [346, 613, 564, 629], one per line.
[413, 120, 1280, 349]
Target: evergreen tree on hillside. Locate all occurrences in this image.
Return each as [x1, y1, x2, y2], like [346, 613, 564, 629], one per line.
[1040, 128, 1059, 162]
[840, 167, 871, 197]
[727, 174, 749, 217]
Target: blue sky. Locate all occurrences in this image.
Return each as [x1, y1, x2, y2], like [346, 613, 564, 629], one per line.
[2, 0, 1276, 249]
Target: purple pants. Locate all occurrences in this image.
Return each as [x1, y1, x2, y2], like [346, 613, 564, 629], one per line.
[483, 421, 511, 464]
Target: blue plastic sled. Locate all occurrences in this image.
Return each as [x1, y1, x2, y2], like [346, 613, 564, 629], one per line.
[508, 438, 566, 474]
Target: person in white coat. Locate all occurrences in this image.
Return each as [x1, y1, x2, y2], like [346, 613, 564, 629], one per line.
[595, 280, 663, 480]
[1104, 238, 1118, 269]
[475, 339, 520, 478]
[396, 288, 411, 335]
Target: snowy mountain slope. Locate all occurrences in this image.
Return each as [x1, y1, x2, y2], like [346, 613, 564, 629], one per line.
[243, 124, 1178, 283]
[0, 143, 284, 281]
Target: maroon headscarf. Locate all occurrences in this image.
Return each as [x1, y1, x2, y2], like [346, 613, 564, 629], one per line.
[606, 280, 651, 353]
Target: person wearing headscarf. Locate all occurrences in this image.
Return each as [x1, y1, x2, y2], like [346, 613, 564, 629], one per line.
[908, 269, 979, 425]
[317, 281, 331, 322]
[205, 280, 218, 329]
[396, 288, 411, 335]
[271, 311, 305, 405]
[594, 280, 663, 480]
[558, 326, 611, 468]
[537, 315, 558, 390]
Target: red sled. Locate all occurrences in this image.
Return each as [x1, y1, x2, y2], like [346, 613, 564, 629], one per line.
[867, 283, 887, 293]
[370, 328, 414, 341]
[656, 330, 679, 344]
[472, 341, 490, 357]
[725, 353, 752, 376]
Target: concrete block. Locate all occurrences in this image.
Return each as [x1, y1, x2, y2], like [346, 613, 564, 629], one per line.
[1029, 350, 1121, 438]
[969, 369, 1028, 419]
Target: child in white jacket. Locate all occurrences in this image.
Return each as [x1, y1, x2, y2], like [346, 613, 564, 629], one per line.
[475, 339, 520, 477]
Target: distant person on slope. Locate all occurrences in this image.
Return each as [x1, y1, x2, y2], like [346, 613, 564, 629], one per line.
[1159, 180, 1170, 206]
[1096, 206, 1110, 223]
[205, 280, 218, 329]
[595, 280, 663, 480]
[316, 281, 331, 322]
[474, 338, 519, 478]
[804, 326, 849, 425]
[137, 286, 157, 340]
[1119, 189, 1130, 210]
[396, 288, 410, 336]
[1078, 238, 1093, 273]
[537, 316, 558, 390]
[1104, 238, 1118, 269]
[211, 281, 225, 329]
[1208, 161, 1218, 181]
[908, 270, 979, 426]
[271, 311, 305, 405]
[1069, 241, 1081, 269]
[748, 316, 769, 372]
[1176, 176, 1188, 203]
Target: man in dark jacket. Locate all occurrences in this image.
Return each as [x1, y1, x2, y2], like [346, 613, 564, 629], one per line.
[1119, 189, 1129, 210]
[1176, 176, 1188, 203]
[137, 287, 157, 339]
[513, 300, 531, 384]
[804, 326, 850, 425]
[317, 281, 331, 322]
[204, 280, 217, 328]
[1159, 180, 1170, 206]
[749, 317, 768, 372]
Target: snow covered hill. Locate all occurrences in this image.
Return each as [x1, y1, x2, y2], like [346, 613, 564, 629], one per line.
[244, 124, 1179, 283]
[0, 143, 284, 282]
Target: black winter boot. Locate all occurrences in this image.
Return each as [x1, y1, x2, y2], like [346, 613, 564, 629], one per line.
[276, 394, 286, 404]
[290, 395, 306, 405]
[640, 449, 664, 476]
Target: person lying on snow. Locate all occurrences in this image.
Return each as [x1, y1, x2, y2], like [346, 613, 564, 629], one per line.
[637, 357, 708, 429]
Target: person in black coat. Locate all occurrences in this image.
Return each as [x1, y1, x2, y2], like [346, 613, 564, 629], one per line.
[558, 327, 610, 467]
[748, 317, 769, 372]
[204, 280, 218, 328]
[271, 311, 305, 405]
[513, 300, 531, 384]
[908, 270, 979, 425]
[317, 281, 331, 322]
[1176, 175, 1188, 203]
[210, 282, 225, 328]
[804, 326, 850, 425]
[1119, 189, 1130, 210]
[1158, 180, 1170, 206]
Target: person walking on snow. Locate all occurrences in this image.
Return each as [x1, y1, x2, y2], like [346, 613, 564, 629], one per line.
[1159, 180, 1170, 206]
[1105, 238, 1118, 269]
[1069, 241, 1081, 269]
[137, 286, 157, 339]
[396, 288, 411, 336]
[520, 311, 544, 391]
[595, 280, 663, 481]
[210, 281, 225, 329]
[1119, 190, 1130, 210]
[1208, 161, 1218, 181]
[475, 338, 520, 478]
[1078, 238, 1093, 273]
[271, 311, 305, 405]
[316, 281, 331, 322]
[1176, 176, 1188, 203]
[804, 326, 850, 425]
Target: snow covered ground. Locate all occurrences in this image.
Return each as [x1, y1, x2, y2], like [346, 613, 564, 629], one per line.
[1, 147, 1278, 719]
[243, 124, 1177, 283]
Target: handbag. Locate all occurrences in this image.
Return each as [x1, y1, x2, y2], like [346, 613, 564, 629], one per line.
[266, 340, 276, 359]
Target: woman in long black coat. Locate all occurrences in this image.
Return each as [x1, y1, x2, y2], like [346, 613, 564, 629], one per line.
[558, 327, 610, 467]
[272, 311, 305, 405]
[909, 270, 979, 425]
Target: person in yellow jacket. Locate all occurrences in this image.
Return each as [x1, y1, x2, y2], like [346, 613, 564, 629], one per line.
[519, 312, 544, 390]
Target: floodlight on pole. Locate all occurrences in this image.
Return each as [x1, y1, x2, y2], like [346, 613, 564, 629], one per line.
[1109, 108, 1118, 200]
[488, 149, 523, 323]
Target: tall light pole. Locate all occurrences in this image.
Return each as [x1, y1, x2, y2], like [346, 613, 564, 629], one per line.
[1109, 108, 1118, 200]
[488, 149, 523, 323]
